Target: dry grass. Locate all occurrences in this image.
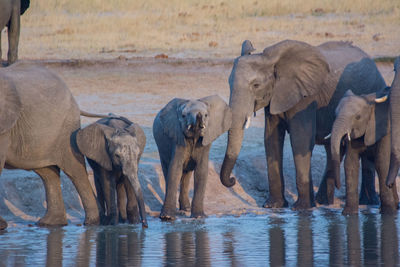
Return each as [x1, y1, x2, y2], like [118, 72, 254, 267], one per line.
[3, 0, 399, 60]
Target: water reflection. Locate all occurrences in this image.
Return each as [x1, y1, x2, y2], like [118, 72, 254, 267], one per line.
[0, 211, 399, 266]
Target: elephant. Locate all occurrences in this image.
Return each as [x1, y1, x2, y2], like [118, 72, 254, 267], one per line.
[0, 61, 100, 230]
[0, 0, 30, 65]
[386, 57, 400, 187]
[330, 89, 398, 214]
[219, 40, 387, 209]
[153, 95, 232, 220]
[76, 117, 148, 228]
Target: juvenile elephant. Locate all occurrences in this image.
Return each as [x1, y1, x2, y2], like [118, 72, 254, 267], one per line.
[153, 95, 232, 220]
[0, 61, 99, 230]
[219, 40, 386, 209]
[0, 0, 30, 65]
[330, 89, 398, 214]
[386, 57, 400, 187]
[76, 117, 148, 228]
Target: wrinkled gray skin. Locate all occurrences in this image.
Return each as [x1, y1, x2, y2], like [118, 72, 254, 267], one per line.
[220, 40, 386, 209]
[386, 57, 400, 187]
[0, 62, 100, 230]
[0, 0, 29, 65]
[331, 89, 398, 215]
[76, 117, 147, 228]
[153, 95, 232, 220]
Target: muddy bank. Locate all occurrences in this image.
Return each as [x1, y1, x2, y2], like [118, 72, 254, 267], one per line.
[0, 59, 397, 227]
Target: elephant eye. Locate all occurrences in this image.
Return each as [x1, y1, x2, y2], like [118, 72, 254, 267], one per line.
[253, 83, 260, 89]
[355, 115, 361, 120]
[205, 114, 208, 117]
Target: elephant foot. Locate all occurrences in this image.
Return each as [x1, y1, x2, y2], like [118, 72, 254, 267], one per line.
[359, 194, 380, 205]
[380, 204, 398, 215]
[0, 216, 8, 230]
[141, 220, 148, 228]
[101, 214, 118, 225]
[37, 214, 68, 227]
[160, 208, 176, 221]
[84, 214, 100, 226]
[263, 197, 288, 208]
[179, 203, 191, 213]
[127, 209, 141, 224]
[342, 206, 358, 216]
[191, 211, 207, 219]
[315, 191, 334, 205]
[292, 199, 314, 211]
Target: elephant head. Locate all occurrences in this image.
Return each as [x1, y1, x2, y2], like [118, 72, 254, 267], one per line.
[330, 89, 390, 187]
[220, 40, 330, 187]
[0, 76, 22, 135]
[386, 57, 400, 187]
[159, 95, 232, 146]
[76, 123, 147, 227]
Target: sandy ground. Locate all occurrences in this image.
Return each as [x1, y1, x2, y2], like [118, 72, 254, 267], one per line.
[0, 58, 397, 227]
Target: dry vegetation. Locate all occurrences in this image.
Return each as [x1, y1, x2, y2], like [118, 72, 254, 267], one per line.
[2, 1, 400, 59]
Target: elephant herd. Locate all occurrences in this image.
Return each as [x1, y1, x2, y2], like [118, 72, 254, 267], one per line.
[0, 12, 400, 231]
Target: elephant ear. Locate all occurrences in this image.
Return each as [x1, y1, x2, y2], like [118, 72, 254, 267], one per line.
[125, 123, 146, 155]
[364, 94, 389, 146]
[159, 98, 188, 146]
[0, 77, 22, 135]
[200, 95, 232, 146]
[263, 40, 330, 115]
[76, 123, 116, 171]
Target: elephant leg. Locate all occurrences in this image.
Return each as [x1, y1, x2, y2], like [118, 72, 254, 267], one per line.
[263, 114, 288, 208]
[342, 146, 360, 215]
[61, 153, 100, 226]
[191, 148, 210, 218]
[179, 170, 193, 212]
[98, 169, 117, 225]
[375, 136, 397, 214]
[359, 151, 379, 205]
[89, 160, 106, 223]
[316, 143, 338, 205]
[160, 146, 185, 221]
[117, 182, 128, 223]
[0, 139, 8, 230]
[34, 166, 68, 226]
[7, 6, 20, 64]
[288, 106, 316, 210]
[124, 178, 141, 224]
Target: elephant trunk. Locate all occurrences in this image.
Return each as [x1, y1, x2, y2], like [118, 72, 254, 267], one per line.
[220, 87, 253, 187]
[387, 64, 400, 187]
[123, 165, 148, 228]
[330, 117, 351, 189]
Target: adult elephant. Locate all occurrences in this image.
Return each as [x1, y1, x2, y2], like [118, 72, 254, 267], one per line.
[0, 0, 30, 65]
[387, 57, 400, 187]
[0, 61, 99, 230]
[220, 40, 386, 209]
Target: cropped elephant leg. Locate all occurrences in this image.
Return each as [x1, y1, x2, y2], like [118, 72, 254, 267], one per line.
[123, 179, 141, 224]
[7, 5, 20, 64]
[288, 106, 317, 210]
[316, 143, 338, 205]
[101, 171, 117, 225]
[375, 136, 397, 214]
[359, 152, 379, 205]
[191, 147, 211, 218]
[160, 146, 185, 221]
[342, 146, 360, 215]
[0, 136, 9, 229]
[263, 114, 288, 208]
[34, 166, 68, 226]
[117, 182, 128, 222]
[62, 154, 100, 225]
[179, 170, 193, 212]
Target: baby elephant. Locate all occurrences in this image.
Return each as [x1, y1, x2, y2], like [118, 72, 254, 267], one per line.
[330, 89, 398, 215]
[153, 95, 232, 220]
[76, 117, 148, 227]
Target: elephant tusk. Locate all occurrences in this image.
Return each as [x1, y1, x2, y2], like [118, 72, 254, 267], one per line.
[347, 132, 351, 141]
[324, 133, 331, 140]
[244, 116, 251, 129]
[375, 95, 388, 103]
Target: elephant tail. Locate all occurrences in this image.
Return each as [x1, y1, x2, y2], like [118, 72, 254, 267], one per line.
[20, 0, 30, 15]
[80, 110, 133, 125]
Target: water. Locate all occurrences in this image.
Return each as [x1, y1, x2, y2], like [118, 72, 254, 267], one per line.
[1, 209, 399, 266]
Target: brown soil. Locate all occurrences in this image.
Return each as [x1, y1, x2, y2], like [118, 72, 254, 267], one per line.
[0, 58, 396, 226]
